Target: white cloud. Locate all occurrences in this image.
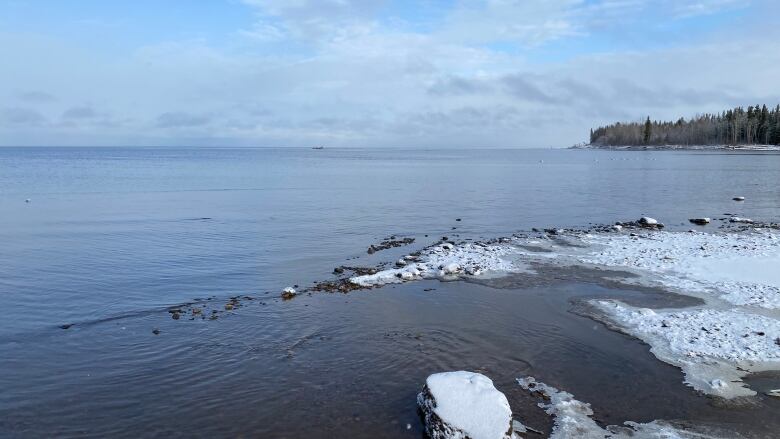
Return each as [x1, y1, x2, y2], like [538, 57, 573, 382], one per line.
[0, 1, 777, 146]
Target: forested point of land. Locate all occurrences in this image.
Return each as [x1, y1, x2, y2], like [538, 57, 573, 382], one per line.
[590, 104, 780, 147]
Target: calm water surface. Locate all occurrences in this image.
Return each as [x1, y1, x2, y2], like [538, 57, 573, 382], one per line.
[1, 147, 779, 438]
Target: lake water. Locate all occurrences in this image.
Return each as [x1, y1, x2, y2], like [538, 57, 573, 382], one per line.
[1, 147, 779, 438]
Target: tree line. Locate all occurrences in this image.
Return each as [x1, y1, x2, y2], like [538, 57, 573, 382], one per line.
[590, 104, 780, 146]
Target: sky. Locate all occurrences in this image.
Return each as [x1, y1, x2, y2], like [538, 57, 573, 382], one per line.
[1, 0, 779, 148]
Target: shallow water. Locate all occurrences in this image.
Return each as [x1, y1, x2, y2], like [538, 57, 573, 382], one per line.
[1, 147, 780, 438]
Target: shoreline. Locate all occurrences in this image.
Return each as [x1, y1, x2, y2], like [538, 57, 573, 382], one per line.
[571, 144, 780, 151]
[327, 217, 780, 400]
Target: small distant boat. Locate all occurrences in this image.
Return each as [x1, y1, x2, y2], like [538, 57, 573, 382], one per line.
[312, 146, 324, 150]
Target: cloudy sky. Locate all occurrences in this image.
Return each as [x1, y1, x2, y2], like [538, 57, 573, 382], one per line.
[1, 0, 778, 147]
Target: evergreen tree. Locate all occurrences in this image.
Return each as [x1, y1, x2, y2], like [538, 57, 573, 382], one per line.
[589, 104, 780, 146]
[643, 116, 652, 144]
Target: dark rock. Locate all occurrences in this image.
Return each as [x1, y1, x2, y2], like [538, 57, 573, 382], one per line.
[309, 279, 365, 294]
[281, 287, 297, 300]
[59, 324, 72, 330]
[152, 329, 160, 335]
[366, 237, 415, 254]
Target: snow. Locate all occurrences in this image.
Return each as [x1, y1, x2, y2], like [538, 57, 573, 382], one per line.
[576, 228, 780, 397]
[282, 287, 296, 294]
[581, 229, 780, 309]
[517, 376, 727, 438]
[349, 242, 516, 287]
[349, 226, 780, 398]
[420, 371, 512, 439]
[593, 300, 780, 398]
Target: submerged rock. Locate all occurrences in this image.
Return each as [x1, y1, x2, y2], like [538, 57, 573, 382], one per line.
[733, 196, 746, 201]
[417, 371, 513, 439]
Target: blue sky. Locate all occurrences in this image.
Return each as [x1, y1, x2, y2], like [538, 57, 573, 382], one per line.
[1, 0, 777, 147]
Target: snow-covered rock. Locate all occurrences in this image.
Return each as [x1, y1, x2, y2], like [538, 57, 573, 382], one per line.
[729, 216, 754, 223]
[638, 217, 658, 226]
[281, 287, 297, 299]
[418, 371, 513, 439]
[689, 217, 710, 225]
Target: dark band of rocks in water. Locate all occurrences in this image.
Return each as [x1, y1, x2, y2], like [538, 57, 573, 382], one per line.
[367, 236, 415, 254]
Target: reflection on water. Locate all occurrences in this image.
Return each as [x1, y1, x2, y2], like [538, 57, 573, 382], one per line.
[2, 147, 780, 437]
[3, 279, 780, 438]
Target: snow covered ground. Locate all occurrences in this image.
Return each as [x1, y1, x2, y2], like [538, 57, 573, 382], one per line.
[592, 301, 780, 398]
[579, 229, 780, 397]
[581, 229, 780, 310]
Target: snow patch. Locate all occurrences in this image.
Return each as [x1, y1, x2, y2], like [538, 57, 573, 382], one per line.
[581, 230, 780, 309]
[593, 300, 780, 398]
[350, 242, 517, 287]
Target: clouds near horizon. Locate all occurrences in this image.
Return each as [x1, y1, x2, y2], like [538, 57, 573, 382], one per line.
[0, 0, 777, 147]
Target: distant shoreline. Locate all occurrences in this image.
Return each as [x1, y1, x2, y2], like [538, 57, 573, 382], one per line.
[571, 144, 780, 151]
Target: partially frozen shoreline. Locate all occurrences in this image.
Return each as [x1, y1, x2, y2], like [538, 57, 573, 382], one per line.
[592, 300, 780, 398]
[518, 376, 734, 438]
[347, 222, 780, 399]
[578, 228, 780, 397]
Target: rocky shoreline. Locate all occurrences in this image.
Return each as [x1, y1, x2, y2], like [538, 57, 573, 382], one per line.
[571, 144, 780, 151]
[286, 214, 780, 401]
[418, 371, 741, 439]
